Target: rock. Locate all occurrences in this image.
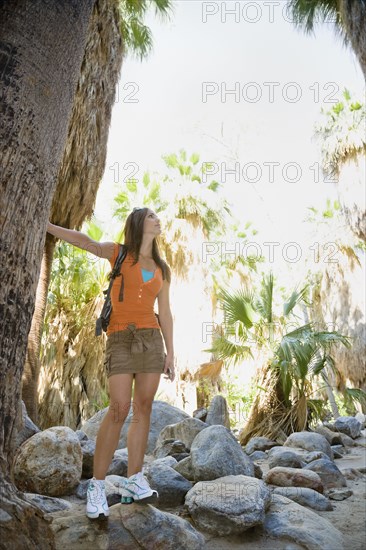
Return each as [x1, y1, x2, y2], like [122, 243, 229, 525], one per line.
[338, 433, 357, 447]
[81, 400, 189, 454]
[12, 401, 41, 449]
[253, 463, 263, 479]
[263, 494, 344, 549]
[80, 439, 95, 478]
[355, 412, 366, 429]
[151, 456, 178, 468]
[245, 436, 277, 455]
[51, 502, 205, 549]
[331, 445, 347, 458]
[24, 493, 72, 514]
[106, 454, 128, 477]
[171, 452, 190, 462]
[173, 455, 195, 481]
[74, 479, 89, 500]
[304, 459, 347, 490]
[334, 416, 362, 439]
[264, 467, 323, 493]
[272, 487, 333, 511]
[314, 425, 343, 445]
[153, 439, 189, 459]
[249, 450, 267, 461]
[75, 430, 88, 442]
[327, 488, 353, 501]
[13, 426, 82, 496]
[190, 425, 254, 481]
[192, 407, 208, 422]
[268, 447, 303, 469]
[205, 395, 231, 429]
[155, 417, 208, 451]
[145, 462, 193, 507]
[341, 468, 366, 481]
[284, 432, 333, 459]
[185, 475, 271, 535]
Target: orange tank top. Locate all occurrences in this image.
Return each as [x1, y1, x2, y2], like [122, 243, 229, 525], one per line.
[106, 242, 163, 335]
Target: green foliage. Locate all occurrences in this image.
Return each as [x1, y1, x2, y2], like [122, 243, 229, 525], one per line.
[118, 0, 174, 61]
[220, 376, 257, 430]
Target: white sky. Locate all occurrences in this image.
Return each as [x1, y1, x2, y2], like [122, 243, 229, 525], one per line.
[93, 0, 364, 283]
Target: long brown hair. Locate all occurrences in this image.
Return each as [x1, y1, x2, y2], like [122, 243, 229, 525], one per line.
[122, 207, 171, 283]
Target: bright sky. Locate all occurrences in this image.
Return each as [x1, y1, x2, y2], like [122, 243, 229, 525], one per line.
[93, 0, 364, 284]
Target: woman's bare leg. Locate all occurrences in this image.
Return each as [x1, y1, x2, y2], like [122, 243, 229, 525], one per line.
[93, 373, 134, 479]
[127, 372, 161, 477]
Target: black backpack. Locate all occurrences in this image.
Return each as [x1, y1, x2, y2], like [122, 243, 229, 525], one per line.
[95, 244, 128, 336]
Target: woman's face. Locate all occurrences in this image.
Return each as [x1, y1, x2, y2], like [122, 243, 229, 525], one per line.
[143, 209, 161, 236]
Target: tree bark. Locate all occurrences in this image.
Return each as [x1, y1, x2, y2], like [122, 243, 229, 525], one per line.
[0, 1, 95, 547]
[341, 0, 366, 82]
[22, 234, 56, 424]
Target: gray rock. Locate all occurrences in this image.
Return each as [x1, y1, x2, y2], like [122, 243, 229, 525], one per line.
[272, 487, 333, 511]
[155, 417, 208, 451]
[250, 450, 267, 461]
[80, 439, 95, 478]
[24, 493, 72, 514]
[338, 432, 357, 447]
[153, 439, 189, 459]
[192, 407, 208, 422]
[304, 459, 347, 489]
[12, 401, 41, 449]
[190, 425, 254, 481]
[341, 468, 366, 481]
[74, 479, 89, 500]
[253, 463, 263, 479]
[314, 425, 343, 445]
[331, 445, 347, 458]
[327, 488, 353, 501]
[51, 501, 205, 549]
[13, 426, 82, 497]
[106, 455, 128, 477]
[334, 416, 362, 439]
[205, 395, 231, 428]
[245, 436, 277, 455]
[171, 452, 190, 462]
[263, 494, 344, 549]
[185, 475, 271, 535]
[145, 462, 193, 507]
[151, 456, 178, 468]
[284, 432, 333, 459]
[81, 400, 189, 454]
[264, 467, 323, 493]
[355, 412, 366, 429]
[173, 455, 195, 481]
[268, 447, 303, 469]
[75, 430, 88, 442]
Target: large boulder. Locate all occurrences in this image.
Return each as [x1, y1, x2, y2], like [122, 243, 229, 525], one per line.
[334, 416, 362, 439]
[185, 475, 271, 535]
[24, 493, 72, 514]
[81, 400, 189, 454]
[263, 494, 344, 549]
[155, 417, 208, 451]
[264, 467, 323, 493]
[304, 459, 347, 490]
[189, 425, 254, 481]
[268, 447, 303, 469]
[145, 462, 193, 507]
[284, 431, 333, 459]
[13, 426, 82, 496]
[51, 502, 205, 549]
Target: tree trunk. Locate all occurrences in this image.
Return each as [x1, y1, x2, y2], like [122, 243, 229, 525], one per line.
[22, 234, 56, 424]
[341, 0, 366, 82]
[0, 1, 95, 547]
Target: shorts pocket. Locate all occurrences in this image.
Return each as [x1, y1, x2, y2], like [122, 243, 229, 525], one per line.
[103, 353, 112, 376]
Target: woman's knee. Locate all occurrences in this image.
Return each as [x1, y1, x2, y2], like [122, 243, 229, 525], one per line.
[106, 400, 131, 425]
[132, 398, 153, 416]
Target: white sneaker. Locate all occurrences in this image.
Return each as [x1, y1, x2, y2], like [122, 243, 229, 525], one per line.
[121, 471, 158, 504]
[86, 477, 109, 519]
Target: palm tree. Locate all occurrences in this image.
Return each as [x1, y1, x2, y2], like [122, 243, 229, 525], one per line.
[205, 272, 353, 444]
[22, 0, 173, 423]
[0, 1, 95, 546]
[287, 0, 366, 81]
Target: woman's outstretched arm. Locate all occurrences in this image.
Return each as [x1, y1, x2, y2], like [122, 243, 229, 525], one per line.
[47, 221, 114, 260]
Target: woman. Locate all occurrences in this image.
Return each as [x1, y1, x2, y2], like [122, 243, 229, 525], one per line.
[47, 207, 175, 519]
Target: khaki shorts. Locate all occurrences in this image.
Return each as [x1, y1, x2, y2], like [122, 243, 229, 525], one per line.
[104, 323, 166, 378]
